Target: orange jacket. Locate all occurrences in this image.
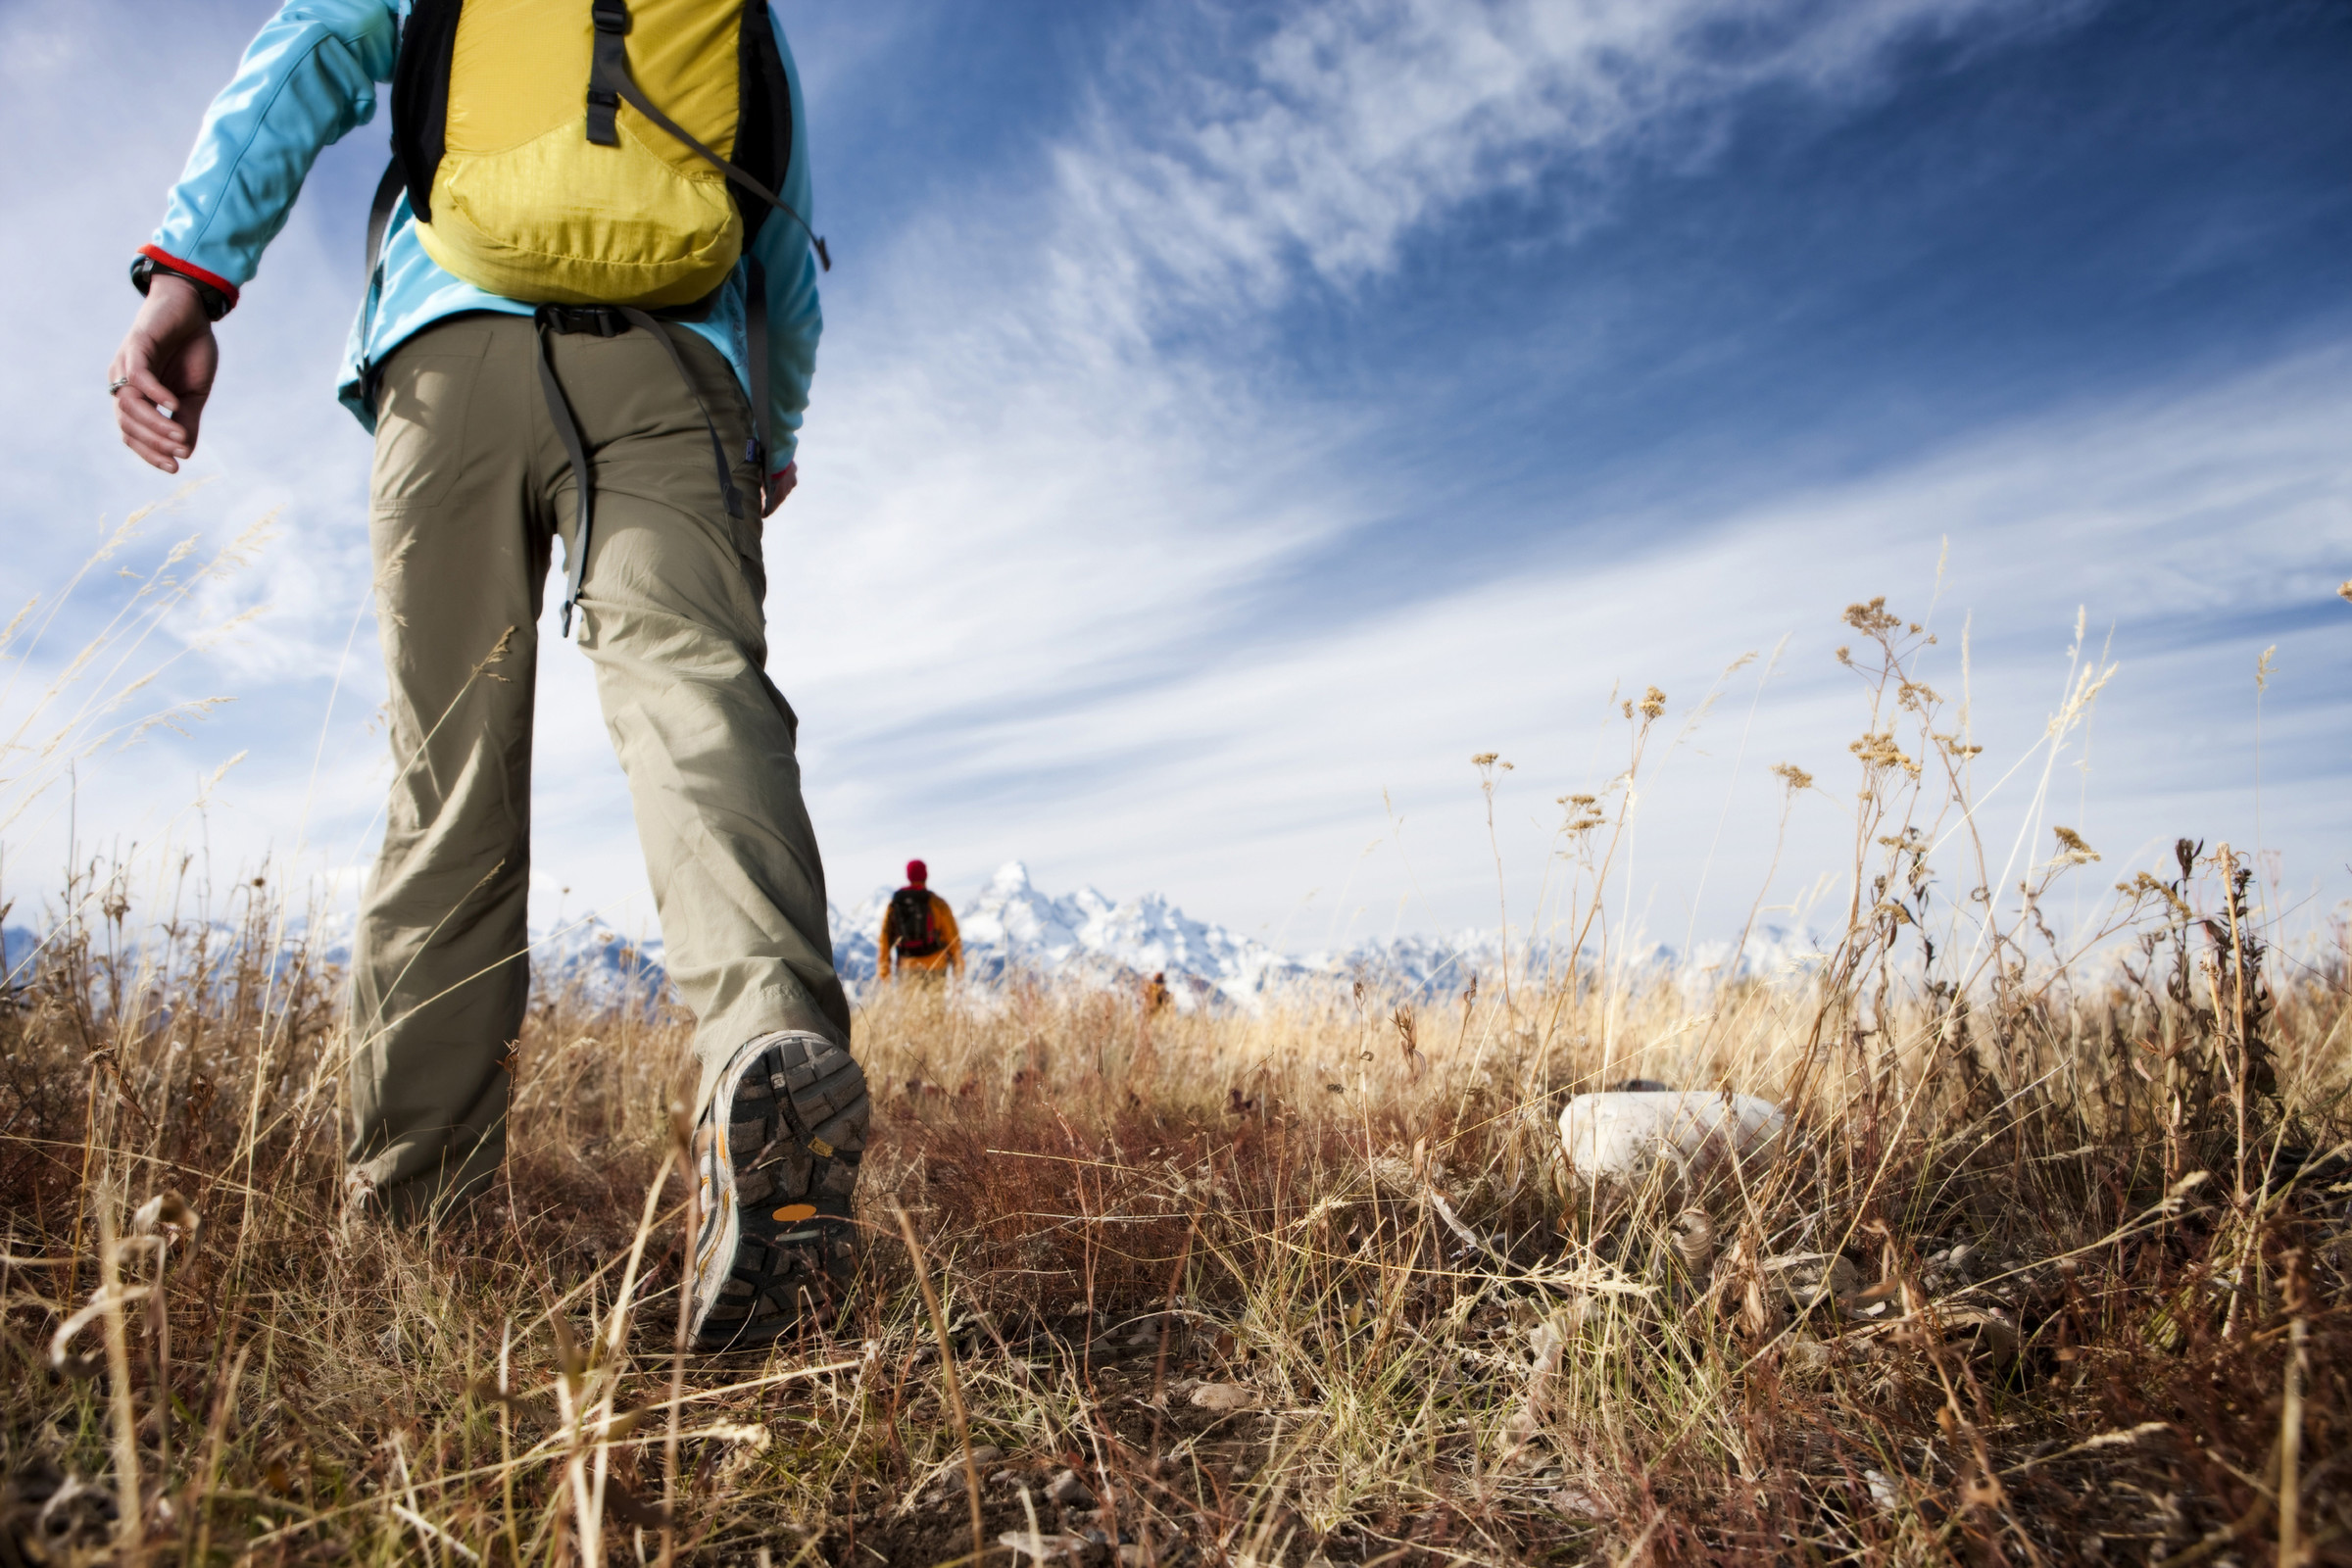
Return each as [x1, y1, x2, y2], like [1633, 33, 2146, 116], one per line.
[879, 889, 962, 978]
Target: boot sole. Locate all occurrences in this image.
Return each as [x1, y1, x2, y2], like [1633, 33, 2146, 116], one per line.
[688, 1030, 867, 1350]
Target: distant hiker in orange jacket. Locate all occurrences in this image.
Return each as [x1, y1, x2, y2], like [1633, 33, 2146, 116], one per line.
[880, 860, 962, 980]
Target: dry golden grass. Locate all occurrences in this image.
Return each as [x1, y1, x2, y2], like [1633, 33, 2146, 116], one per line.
[0, 584, 2346, 1566]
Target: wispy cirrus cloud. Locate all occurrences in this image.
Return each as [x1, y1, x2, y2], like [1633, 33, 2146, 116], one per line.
[1046, 0, 2082, 333]
[778, 0, 2107, 739]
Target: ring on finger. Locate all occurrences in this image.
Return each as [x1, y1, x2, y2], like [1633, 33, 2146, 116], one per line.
[108, 377, 131, 396]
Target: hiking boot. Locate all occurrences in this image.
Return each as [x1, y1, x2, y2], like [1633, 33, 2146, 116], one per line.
[687, 1029, 868, 1350]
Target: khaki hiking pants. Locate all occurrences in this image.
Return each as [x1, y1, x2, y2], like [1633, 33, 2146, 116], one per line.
[349, 312, 851, 1215]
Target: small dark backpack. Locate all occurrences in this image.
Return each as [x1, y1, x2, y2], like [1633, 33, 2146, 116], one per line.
[891, 887, 942, 957]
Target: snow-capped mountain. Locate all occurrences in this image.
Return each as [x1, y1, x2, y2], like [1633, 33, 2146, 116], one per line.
[399, 864, 1831, 1010]
[0, 864, 1827, 1015]
[826, 861, 1829, 1009]
[830, 860, 1319, 1005]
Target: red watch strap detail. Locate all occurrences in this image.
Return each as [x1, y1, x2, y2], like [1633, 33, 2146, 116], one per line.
[138, 245, 242, 310]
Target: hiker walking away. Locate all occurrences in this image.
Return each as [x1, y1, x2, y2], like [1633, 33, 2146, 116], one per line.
[878, 860, 962, 981]
[107, 0, 867, 1350]
[1131, 970, 1171, 1083]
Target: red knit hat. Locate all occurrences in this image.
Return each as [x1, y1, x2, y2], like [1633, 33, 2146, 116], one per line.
[906, 858, 927, 885]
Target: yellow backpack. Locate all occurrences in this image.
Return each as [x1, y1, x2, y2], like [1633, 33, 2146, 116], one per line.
[367, 1, 830, 639]
[381, 0, 822, 307]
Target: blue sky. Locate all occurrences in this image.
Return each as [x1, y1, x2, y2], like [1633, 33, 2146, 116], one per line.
[1, 0, 2345, 956]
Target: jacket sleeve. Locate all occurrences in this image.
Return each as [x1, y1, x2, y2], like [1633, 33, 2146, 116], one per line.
[876, 903, 896, 977]
[749, 6, 822, 479]
[934, 899, 962, 975]
[144, 2, 399, 309]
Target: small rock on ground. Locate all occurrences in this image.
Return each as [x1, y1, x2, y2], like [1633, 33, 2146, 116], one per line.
[1188, 1382, 1258, 1412]
[1000, 1529, 1089, 1561]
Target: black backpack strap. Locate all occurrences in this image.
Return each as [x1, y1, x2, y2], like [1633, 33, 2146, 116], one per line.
[533, 314, 598, 638]
[365, 154, 404, 292]
[586, 0, 625, 145]
[585, 0, 829, 271]
[357, 154, 407, 414]
[390, 0, 458, 221]
[744, 255, 769, 478]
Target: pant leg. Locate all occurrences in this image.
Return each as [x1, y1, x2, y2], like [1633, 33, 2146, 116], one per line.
[541, 322, 850, 1111]
[349, 316, 548, 1215]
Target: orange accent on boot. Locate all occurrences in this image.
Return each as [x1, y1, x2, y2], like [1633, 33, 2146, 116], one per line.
[771, 1203, 817, 1223]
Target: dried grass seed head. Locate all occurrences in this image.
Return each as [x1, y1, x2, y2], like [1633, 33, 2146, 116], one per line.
[2052, 825, 2099, 860]
[1841, 596, 1900, 636]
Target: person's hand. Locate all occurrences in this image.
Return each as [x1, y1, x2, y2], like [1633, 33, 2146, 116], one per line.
[762, 460, 797, 516]
[110, 274, 218, 473]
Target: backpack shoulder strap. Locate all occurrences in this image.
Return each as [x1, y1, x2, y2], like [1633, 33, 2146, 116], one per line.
[745, 255, 769, 476]
[365, 154, 404, 292]
[359, 152, 407, 407]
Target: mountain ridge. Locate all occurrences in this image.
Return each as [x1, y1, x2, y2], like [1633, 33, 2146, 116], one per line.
[0, 862, 1829, 1013]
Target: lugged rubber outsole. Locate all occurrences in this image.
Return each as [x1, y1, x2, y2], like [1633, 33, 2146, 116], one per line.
[687, 1030, 867, 1350]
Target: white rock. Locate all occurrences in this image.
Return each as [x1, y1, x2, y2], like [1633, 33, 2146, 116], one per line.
[1557, 1091, 1784, 1191]
[1188, 1382, 1259, 1413]
[999, 1531, 1088, 1561]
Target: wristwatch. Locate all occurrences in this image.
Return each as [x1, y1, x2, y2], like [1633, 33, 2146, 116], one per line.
[129, 255, 232, 322]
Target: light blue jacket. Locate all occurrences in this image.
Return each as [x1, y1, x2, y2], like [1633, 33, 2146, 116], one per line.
[144, 1, 822, 478]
